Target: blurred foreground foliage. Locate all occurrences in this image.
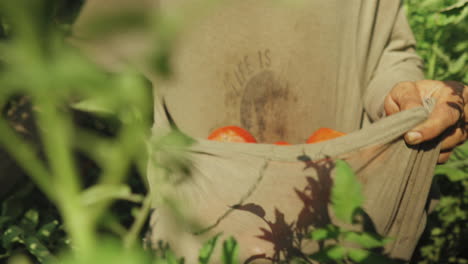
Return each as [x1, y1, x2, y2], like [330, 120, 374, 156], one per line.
[0, 0, 466, 263]
[0, 0, 156, 262]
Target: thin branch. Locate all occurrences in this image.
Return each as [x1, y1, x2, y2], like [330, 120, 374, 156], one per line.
[124, 194, 152, 249]
[0, 117, 54, 199]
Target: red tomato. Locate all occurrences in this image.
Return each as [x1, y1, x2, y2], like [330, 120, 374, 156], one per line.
[275, 141, 291, 145]
[306, 128, 346, 144]
[208, 126, 257, 143]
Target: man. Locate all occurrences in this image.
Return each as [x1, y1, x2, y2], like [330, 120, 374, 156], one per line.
[72, 0, 467, 155]
[72, 0, 467, 262]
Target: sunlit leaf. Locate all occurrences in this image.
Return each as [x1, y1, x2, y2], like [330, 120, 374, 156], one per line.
[435, 166, 468, 182]
[433, 45, 451, 65]
[348, 248, 396, 264]
[71, 99, 117, 116]
[2, 226, 24, 248]
[37, 220, 60, 241]
[309, 245, 346, 262]
[20, 209, 39, 232]
[440, 0, 468, 14]
[431, 228, 443, 236]
[24, 236, 53, 263]
[198, 234, 220, 264]
[222, 237, 239, 264]
[331, 160, 364, 224]
[165, 249, 183, 264]
[449, 53, 467, 74]
[309, 224, 341, 241]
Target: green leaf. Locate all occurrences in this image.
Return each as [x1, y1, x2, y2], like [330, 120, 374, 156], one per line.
[151, 129, 195, 182]
[309, 224, 341, 241]
[348, 248, 397, 264]
[70, 99, 116, 116]
[165, 249, 184, 264]
[309, 245, 346, 262]
[222, 237, 239, 264]
[343, 231, 391, 249]
[435, 166, 468, 181]
[454, 42, 468, 53]
[325, 245, 346, 260]
[20, 209, 39, 232]
[449, 53, 467, 74]
[331, 160, 364, 224]
[2, 225, 24, 248]
[199, 234, 220, 264]
[433, 45, 451, 65]
[81, 184, 144, 206]
[431, 228, 443, 236]
[24, 236, 53, 263]
[36, 220, 60, 241]
[440, 0, 468, 14]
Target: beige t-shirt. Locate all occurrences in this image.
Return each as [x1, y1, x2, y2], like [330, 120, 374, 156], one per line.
[72, 0, 424, 143]
[71, 1, 431, 262]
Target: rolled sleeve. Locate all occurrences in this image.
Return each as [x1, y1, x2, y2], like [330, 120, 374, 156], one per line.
[364, 7, 425, 122]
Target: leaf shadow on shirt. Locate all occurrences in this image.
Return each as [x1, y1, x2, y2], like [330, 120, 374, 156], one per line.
[231, 156, 337, 263]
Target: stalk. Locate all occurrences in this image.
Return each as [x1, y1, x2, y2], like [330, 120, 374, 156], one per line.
[35, 93, 96, 255]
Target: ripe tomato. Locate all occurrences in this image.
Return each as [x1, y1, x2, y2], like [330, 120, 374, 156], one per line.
[208, 126, 257, 143]
[306, 127, 346, 144]
[275, 141, 291, 145]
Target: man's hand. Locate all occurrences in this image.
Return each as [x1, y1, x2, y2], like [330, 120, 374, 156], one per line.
[384, 80, 468, 163]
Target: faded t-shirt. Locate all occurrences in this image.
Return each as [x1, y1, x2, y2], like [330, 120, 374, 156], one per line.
[72, 0, 424, 143]
[71, 1, 431, 262]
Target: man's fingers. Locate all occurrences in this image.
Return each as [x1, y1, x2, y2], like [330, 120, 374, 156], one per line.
[384, 82, 422, 116]
[440, 127, 468, 150]
[384, 94, 400, 116]
[405, 83, 465, 145]
[438, 150, 453, 164]
[405, 104, 462, 144]
[386, 80, 467, 155]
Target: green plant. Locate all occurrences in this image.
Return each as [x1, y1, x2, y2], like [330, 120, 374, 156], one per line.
[0, 0, 243, 263]
[223, 158, 396, 264]
[412, 143, 468, 264]
[305, 160, 394, 264]
[0, 0, 466, 263]
[0, 183, 67, 263]
[0, 0, 155, 261]
[405, 0, 468, 263]
[405, 0, 467, 82]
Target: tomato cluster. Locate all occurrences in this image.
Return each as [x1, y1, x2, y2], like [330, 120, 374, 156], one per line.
[208, 126, 345, 144]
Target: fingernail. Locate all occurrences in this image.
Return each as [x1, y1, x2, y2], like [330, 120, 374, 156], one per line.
[405, 131, 422, 144]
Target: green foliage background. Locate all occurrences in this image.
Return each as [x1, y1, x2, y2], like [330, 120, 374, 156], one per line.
[0, 0, 466, 263]
[404, 0, 468, 263]
[405, 0, 467, 83]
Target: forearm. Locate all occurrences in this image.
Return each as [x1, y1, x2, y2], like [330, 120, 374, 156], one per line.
[364, 5, 425, 122]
